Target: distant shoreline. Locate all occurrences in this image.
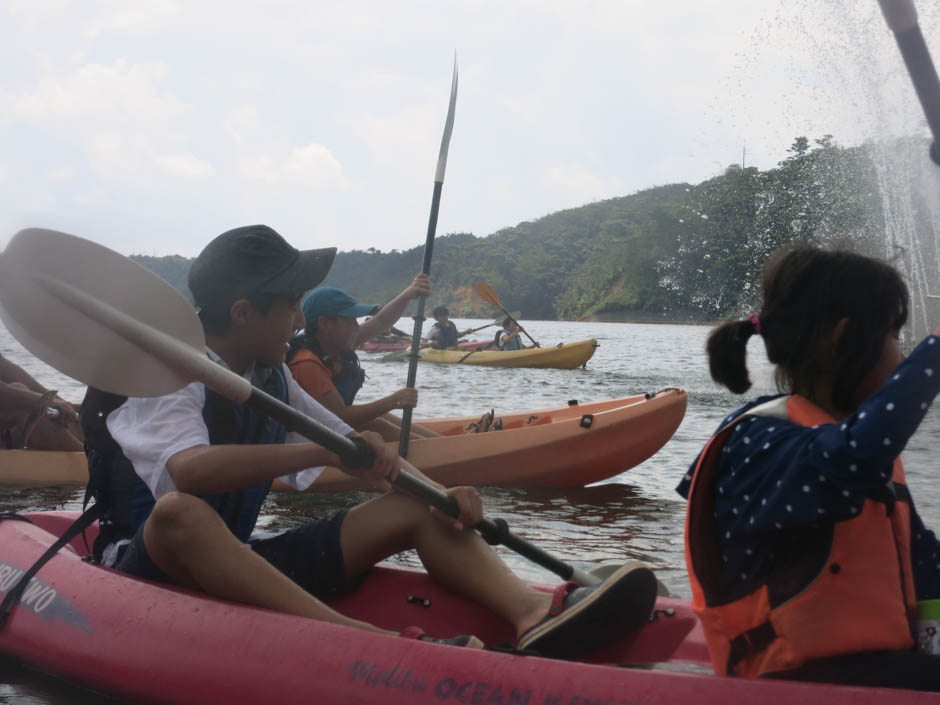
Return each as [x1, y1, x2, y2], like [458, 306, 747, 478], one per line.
[582, 312, 718, 325]
[486, 313, 719, 325]
[454, 313, 719, 325]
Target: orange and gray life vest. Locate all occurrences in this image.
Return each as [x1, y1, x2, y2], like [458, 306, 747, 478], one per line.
[684, 394, 916, 678]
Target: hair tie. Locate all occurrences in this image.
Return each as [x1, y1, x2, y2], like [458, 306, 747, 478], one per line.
[748, 313, 761, 336]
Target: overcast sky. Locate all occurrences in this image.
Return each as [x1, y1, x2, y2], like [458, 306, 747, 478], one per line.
[1, 1, 937, 257]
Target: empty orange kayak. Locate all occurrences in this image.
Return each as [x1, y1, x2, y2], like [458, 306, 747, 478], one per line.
[309, 389, 687, 489]
[1, 390, 686, 490]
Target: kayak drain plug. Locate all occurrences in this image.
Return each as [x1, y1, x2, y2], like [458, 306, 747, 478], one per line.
[407, 595, 431, 608]
[580, 415, 593, 429]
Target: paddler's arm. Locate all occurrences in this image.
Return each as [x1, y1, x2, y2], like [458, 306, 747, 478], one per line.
[313, 386, 417, 428]
[0, 354, 48, 393]
[0, 356, 78, 417]
[356, 273, 431, 344]
[0, 381, 49, 411]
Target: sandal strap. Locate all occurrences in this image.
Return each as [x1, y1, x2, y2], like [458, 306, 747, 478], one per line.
[547, 581, 578, 617]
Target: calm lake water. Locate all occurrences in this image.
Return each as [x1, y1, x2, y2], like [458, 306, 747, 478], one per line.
[2, 318, 940, 703]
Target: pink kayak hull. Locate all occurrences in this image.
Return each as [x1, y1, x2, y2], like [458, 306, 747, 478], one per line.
[0, 512, 936, 705]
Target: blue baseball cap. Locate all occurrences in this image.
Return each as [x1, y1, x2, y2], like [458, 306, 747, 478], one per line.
[302, 286, 376, 324]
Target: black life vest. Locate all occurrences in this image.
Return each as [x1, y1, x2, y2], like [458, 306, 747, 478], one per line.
[81, 363, 289, 562]
[291, 337, 365, 405]
[432, 321, 459, 349]
[332, 351, 366, 405]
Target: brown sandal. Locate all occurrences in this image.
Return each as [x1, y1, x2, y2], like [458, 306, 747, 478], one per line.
[466, 409, 502, 434]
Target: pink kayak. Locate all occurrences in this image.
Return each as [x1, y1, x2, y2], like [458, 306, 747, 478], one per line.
[358, 339, 487, 353]
[0, 512, 936, 705]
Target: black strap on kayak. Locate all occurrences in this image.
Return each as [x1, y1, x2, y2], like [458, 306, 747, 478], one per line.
[0, 513, 34, 524]
[0, 504, 102, 631]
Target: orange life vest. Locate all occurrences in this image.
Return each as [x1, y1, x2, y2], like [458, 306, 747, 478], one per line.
[684, 394, 916, 678]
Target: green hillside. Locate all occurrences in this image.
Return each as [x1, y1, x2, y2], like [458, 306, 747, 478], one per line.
[133, 135, 911, 322]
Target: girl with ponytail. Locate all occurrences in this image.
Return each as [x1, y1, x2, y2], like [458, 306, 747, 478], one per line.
[679, 244, 940, 689]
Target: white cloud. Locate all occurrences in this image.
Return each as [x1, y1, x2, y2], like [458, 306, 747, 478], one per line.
[0, 59, 185, 129]
[239, 142, 347, 189]
[224, 105, 260, 146]
[156, 153, 214, 178]
[83, 0, 183, 39]
[47, 166, 75, 182]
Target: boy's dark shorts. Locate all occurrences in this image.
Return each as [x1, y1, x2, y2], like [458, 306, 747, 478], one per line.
[113, 509, 365, 599]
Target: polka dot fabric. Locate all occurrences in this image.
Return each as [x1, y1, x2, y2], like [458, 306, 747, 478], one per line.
[677, 335, 940, 600]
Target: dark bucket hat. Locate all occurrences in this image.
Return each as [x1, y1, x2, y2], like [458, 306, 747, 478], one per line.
[189, 224, 336, 312]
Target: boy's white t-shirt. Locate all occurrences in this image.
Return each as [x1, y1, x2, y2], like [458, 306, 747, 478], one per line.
[106, 349, 353, 499]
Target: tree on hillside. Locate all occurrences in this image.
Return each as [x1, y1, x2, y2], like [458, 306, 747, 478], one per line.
[659, 136, 886, 318]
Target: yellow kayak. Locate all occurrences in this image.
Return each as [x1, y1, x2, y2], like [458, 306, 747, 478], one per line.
[420, 338, 598, 369]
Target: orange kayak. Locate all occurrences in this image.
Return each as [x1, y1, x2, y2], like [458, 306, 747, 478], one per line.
[309, 389, 687, 490]
[0, 391, 686, 490]
[0, 449, 88, 487]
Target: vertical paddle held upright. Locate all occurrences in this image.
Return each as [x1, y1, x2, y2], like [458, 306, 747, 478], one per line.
[877, 0, 940, 165]
[399, 57, 458, 458]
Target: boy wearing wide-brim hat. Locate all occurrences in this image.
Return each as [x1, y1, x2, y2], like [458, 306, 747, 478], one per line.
[86, 224, 656, 653]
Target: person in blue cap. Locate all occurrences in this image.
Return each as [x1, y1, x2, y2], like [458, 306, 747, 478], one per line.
[287, 277, 439, 441]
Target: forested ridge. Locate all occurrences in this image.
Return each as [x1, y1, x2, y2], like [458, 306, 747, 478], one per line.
[134, 135, 926, 322]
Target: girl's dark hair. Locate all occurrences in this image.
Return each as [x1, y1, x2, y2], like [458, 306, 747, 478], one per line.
[432, 305, 449, 317]
[707, 244, 908, 412]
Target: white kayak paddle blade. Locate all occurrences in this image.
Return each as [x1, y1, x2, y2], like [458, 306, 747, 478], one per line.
[0, 228, 208, 398]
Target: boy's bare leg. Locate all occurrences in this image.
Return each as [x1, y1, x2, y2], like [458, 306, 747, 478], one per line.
[341, 493, 552, 638]
[142, 492, 393, 634]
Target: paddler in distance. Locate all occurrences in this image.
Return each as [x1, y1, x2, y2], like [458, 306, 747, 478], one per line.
[81, 224, 657, 656]
[427, 305, 473, 349]
[287, 283, 439, 442]
[496, 318, 540, 351]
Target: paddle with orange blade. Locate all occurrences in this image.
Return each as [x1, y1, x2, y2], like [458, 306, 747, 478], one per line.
[475, 281, 539, 347]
